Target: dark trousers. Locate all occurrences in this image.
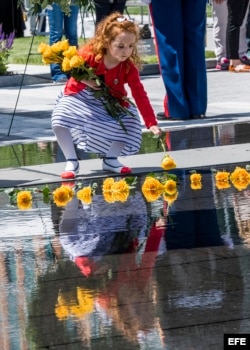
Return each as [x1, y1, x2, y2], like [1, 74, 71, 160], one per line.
[246, 4, 250, 52]
[93, 0, 126, 26]
[227, 0, 250, 58]
[150, 0, 207, 119]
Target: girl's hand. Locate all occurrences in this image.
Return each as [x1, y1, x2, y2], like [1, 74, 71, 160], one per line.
[80, 79, 101, 90]
[149, 125, 162, 136]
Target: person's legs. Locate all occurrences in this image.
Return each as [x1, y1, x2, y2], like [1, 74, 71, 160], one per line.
[212, 0, 230, 70]
[151, 0, 189, 119]
[212, 0, 228, 62]
[47, 3, 67, 82]
[227, 0, 249, 62]
[103, 141, 131, 174]
[239, 7, 248, 60]
[93, 0, 113, 25]
[245, 3, 250, 60]
[53, 125, 79, 178]
[183, 0, 207, 117]
[111, 0, 126, 15]
[64, 4, 79, 46]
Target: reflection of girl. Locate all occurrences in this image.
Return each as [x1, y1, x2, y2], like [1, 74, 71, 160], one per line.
[59, 192, 149, 273]
[58, 192, 166, 348]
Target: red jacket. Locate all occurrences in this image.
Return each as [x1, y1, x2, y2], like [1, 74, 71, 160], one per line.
[64, 48, 157, 129]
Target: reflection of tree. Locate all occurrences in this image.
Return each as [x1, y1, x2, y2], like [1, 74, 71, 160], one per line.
[27, 192, 166, 349]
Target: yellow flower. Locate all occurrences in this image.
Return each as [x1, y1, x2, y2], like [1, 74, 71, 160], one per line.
[232, 179, 249, 191]
[190, 173, 202, 183]
[102, 178, 115, 203]
[42, 46, 62, 64]
[62, 57, 71, 72]
[102, 178, 115, 192]
[51, 39, 69, 53]
[53, 185, 74, 207]
[103, 191, 115, 203]
[163, 191, 178, 205]
[230, 167, 250, 183]
[37, 42, 49, 54]
[215, 181, 231, 190]
[230, 167, 250, 191]
[75, 287, 94, 315]
[191, 182, 202, 190]
[55, 305, 69, 320]
[70, 55, 84, 69]
[190, 173, 202, 190]
[16, 191, 32, 210]
[112, 179, 130, 202]
[77, 187, 92, 205]
[163, 179, 177, 195]
[161, 154, 176, 171]
[63, 45, 78, 59]
[215, 171, 230, 183]
[142, 177, 164, 202]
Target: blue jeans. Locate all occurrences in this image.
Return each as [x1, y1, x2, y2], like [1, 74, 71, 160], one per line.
[47, 3, 79, 81]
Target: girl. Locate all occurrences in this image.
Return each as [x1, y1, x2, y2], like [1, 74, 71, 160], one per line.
[51, 12, 161, 179]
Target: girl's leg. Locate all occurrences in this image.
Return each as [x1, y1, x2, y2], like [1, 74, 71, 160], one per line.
[103, 141, 131, 174]
[53, 125, 79, 178]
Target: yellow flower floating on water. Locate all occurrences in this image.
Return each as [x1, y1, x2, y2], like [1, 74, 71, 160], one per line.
[215, 170, 231, 190]
[112, 179, 130, 203]
[102, 178, 130, 203]
[142, 177, 164, 202]
[163, 191, 179, 205]
[77, 186, 92, 205]
[53, 185, 74, 207]
[102, 178, 115, 203]
[230, 167, 250, 191]
[16, 191, 32, 210]
[190, 172, 202, 190]
[164, 179, 177, 196]
[161, 154, 177, 171]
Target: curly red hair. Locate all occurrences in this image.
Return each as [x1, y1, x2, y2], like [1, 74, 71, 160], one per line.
[82, 12, 142, 69]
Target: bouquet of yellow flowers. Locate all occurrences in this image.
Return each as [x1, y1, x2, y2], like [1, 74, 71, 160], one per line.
[38, 40, 135, 132]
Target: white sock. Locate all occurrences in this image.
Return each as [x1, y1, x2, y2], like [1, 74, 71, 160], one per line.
[105, 141, 125, 167]
[53, 125, 78, 171]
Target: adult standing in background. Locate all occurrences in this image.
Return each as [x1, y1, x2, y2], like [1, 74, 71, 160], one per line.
[93, 0, 127, 26]
[47, 2, 79, 83]
[221, 0, 250, 71]
[143, 0, 207, 120]
[0, 0, 26, 37]
[212, 0, 248, 70]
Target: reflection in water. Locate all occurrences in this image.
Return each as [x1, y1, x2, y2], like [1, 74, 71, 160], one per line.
[24, 190, 167, 349]
[166, 169, 225, 250]
[0, 169, 250, 348]
[1, 122, 250, 169]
